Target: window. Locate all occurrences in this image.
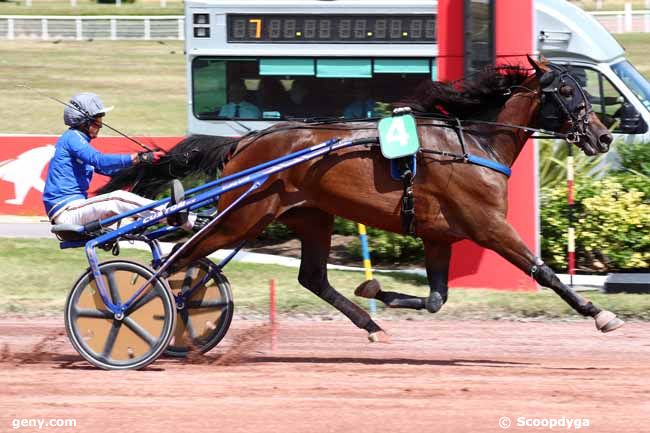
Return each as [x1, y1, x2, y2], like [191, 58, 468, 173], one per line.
[567, 65, 648, 134]
[192, 58, 228, 118]
[611, 60, 650, 112]
[191, 57, 433, 121]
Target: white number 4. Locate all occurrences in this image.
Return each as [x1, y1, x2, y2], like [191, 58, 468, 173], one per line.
[386, 117, 409, 147]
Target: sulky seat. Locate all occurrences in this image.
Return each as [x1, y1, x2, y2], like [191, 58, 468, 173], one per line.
[51, 223, 92, 242]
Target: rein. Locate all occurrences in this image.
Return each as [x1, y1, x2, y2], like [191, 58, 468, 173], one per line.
[412, 113, 569, 178]
[220, 111, 567, 180]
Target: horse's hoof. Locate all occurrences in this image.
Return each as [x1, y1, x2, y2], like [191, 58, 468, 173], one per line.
[368, 331, 391, 343]
[425, 292, 444, 313]
[595, 311, 625, 333]
[355, 279, 381, 299]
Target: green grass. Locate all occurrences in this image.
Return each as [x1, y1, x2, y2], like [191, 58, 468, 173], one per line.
[2, 238, 649, 321]
[0, 40, 187, 136]
[0, 0, 183, 16]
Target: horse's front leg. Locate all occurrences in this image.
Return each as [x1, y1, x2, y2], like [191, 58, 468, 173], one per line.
[279, 208, 388, 342]
[474, 218, 624, 333]
[355, 242, 451, 313]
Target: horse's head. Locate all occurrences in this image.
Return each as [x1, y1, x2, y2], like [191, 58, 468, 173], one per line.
[528, 56, 613, 156]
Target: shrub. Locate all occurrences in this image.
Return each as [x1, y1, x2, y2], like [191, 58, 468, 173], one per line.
[541, 176, 650, 271]
[256, 221, 294, 242]
[258, 216, 425, 264]
[540, 138, 650, 271]
[618, 141, 650, 176]
[348, 227, 424, 263]
[332, 217, 424, 263]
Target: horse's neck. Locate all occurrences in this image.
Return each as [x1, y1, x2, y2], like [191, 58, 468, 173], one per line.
[492, 93, 539, 167]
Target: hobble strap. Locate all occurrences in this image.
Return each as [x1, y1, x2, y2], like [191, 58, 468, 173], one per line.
[399, 159, 416, 236]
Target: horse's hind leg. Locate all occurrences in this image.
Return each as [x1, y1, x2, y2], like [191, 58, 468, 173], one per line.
[356, 242, 451, 313]
[421, 241, 451, 312]
[475, 218, 624, 333]
[278, 208, 388, 342]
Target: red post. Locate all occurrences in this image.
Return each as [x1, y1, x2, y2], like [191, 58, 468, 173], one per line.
[495, 0, 533, 67]
[567, 150, 576, 286]
[269, 279, 277, 350]
[448, 0, 538, 291]
[437, 0, 465, 82]
[269, 279, 276, 324]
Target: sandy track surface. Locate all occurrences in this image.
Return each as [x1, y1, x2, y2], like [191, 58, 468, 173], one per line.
[1, 317, 649, 433]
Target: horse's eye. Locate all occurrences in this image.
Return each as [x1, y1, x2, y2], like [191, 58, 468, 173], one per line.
[559, 85, 574, 98]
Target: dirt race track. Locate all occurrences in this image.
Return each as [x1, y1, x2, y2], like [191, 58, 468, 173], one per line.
[1, 317, 649, 433]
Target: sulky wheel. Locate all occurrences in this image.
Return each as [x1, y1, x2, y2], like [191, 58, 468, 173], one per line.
[64, 260, 176, 370]
[164, 258, 234, 357]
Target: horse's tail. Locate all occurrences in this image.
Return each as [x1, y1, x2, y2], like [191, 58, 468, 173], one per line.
[95, 134, 240, 198]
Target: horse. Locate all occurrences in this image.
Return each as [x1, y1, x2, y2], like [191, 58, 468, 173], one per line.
[100, 57, 623, 341]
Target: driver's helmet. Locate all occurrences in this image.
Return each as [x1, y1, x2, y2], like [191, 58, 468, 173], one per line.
[63, 92, 114, 127]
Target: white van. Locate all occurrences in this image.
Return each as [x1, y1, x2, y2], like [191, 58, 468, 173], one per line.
[537, 0, 650, 143]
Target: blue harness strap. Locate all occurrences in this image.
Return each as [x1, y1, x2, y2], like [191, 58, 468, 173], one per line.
[466, 154, 512, 177]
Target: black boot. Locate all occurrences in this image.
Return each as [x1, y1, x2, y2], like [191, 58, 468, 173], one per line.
[166, 179, 189, 227]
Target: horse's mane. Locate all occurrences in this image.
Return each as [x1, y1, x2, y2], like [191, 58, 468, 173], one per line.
[398, 65, 532, 119]
[96, 134, 239, 198]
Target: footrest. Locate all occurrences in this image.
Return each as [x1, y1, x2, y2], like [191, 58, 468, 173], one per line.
[51, 224, 91, 242]
[167, 179, 189, 227]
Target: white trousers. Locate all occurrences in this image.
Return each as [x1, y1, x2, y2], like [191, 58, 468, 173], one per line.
[52, 190, 194, 229]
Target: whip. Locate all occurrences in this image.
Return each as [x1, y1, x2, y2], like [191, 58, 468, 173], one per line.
[16, 83, 162, 153]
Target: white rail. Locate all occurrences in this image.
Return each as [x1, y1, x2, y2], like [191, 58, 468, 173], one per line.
[2, 7, 650, 41]
[0, 15, 184, 40]
[589, 8, 650, 33]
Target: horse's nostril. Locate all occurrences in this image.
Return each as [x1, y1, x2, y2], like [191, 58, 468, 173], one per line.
[599, 133, 613, 146]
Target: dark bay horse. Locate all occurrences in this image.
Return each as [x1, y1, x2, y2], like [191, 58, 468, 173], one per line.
[101, 57, 623, 341]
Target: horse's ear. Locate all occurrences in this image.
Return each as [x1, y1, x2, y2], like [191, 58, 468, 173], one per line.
[527, 54, 545, 77]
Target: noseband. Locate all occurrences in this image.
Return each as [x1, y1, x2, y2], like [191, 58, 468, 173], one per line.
[537, 65, 592, 144]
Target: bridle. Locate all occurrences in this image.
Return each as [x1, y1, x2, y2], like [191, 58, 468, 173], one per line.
[537, 64, 593, 145]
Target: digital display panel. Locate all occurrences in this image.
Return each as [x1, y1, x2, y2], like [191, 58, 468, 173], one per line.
[227, 14, 436, 44]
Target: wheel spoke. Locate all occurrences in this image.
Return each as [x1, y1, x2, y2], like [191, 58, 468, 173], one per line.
[74, 307, 113, 319]
[180, 310, 197, 340]
[122, 317, 156, 347]
[181, 265, 199, 293]
[101, 320, 122, 358]
[186, 300, 228, 309]
[106, 269, 121, 305]
[125, 289, 159, 315]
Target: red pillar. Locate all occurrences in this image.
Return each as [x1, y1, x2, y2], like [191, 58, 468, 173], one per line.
[436, 0, 465, 82]
[447, 0, 538, 291]
[495, 0, 533, 67]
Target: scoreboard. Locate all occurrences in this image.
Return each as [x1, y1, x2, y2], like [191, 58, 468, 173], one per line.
[227, 14, 436, 44]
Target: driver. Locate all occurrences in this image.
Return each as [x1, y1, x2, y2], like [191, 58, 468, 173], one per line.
[43, 92, 208, 232]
